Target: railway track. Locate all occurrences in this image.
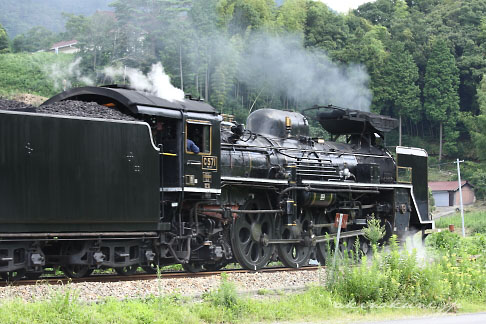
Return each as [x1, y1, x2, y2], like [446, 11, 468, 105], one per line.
[0, 266, 321, 287]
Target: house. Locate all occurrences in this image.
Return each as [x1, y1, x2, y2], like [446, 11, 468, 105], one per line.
[429, 181, 475, 207]
[50, 40, 79, 54]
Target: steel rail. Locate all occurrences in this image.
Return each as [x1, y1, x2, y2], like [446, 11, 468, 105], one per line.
[0, 266, 321, 287]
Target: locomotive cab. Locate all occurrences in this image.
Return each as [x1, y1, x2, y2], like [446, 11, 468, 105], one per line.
[44, 85, 222, 195]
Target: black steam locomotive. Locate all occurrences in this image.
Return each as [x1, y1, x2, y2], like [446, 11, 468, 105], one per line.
[0, 85, 433, 279]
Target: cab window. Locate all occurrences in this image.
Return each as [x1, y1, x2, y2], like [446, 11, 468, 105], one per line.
[186, 121, 211, 154]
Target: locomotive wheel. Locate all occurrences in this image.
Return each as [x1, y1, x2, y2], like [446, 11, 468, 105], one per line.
[62, 265, 93, 278]
[231, 199, 274, 271]
[1, 269, 26, 281]
[142, 263, 158, 274]
[115, 265, 138, 276]
[25, 271, 43, 280]
[202, 259, 229, 271]
[142, 254, 160, 274]
[315, 214, 337, 266]
[182, 262, 204, 273]
[60, 242, 94, 278]
[277, 212, 313, 268]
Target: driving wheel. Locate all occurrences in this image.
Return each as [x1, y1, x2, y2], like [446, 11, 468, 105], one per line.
[277, 211, 313, 268]
[231, 199, 274, 270]
[315, 213, 337, 265]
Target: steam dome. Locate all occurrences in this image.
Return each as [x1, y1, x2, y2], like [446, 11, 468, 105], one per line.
[246, 109, 309, 138]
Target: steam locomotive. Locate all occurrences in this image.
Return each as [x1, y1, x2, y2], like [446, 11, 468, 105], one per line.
[0, 85, 433, 279]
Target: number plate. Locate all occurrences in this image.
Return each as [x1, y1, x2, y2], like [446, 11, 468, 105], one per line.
[202, 156, 218, 170]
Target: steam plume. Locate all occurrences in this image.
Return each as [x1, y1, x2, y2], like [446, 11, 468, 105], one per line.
[104, 63, 185, 102]
[46, 57, 94, 91]
[238, 34, 371, 111]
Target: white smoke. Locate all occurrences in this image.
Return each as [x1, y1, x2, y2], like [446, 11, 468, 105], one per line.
[238, 34, 372, 111]
[46, 57, 94, 91]
[104, 63, 185, 102]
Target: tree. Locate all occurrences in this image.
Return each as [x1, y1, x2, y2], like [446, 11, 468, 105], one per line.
[219, 0, 276, 36]
[11, 26, 58, 53]
[304, 1, 349, 53]
[466, 75, 486, 161]
[0, 23, 9, 53]
[373, 41, 420, 143]
[354, 0, 395, 27]
[275, 0, 307, 33]
[63, 12, 118, 75]
[423, 38, 460, 160]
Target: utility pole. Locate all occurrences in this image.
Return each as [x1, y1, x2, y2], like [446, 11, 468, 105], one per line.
[456, 159, 465, 237]
[179, 44, 184, 91]
[399, 115, 402, 146]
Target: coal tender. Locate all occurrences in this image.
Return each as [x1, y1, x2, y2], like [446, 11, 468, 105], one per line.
[0, 86, 433, 280]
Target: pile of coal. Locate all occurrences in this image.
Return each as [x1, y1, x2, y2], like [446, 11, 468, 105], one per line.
[0, 99, 137, 121]
[0, 98, 35, 111]
[38, 100, 138, 121]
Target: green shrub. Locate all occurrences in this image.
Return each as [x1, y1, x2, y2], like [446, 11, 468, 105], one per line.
[363, 216, 386, 246]
[327, 234, 486, 307]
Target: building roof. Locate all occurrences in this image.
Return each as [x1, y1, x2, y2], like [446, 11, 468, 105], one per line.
[429, 180, 473, 192]
[51, 40, 78, 50]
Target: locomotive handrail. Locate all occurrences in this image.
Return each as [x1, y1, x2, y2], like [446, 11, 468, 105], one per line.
[198, 208, 284, 215]
[277, 186, 380, 201]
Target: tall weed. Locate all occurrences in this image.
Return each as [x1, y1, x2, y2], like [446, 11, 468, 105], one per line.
[327, 233, 486, 307]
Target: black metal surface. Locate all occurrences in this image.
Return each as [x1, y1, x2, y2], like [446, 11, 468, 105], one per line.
[43, 86, 218, 115]
[397, 150, 429, 222]
[0, 111, 160, 232]
[314, 106, 398, 135]
[246, 109, 310, 138]
[394, 188, 411, 233]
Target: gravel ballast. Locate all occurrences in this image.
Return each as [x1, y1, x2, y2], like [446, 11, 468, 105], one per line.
[0, 269, 324, 302]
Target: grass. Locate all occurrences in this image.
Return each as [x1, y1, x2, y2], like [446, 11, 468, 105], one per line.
[2, 233, 486, 323]
[435, 210, 486, 234]
[0, 285, 458, 324]
[0, 52, 74, 98]
[428, 166, 456, 182]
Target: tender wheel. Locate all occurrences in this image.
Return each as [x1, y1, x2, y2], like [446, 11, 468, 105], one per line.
[142, 255, 160, 274]
[25, 272, 43, 280]
[277, 211, 313, 268]
[1, 269, 26, 281]
[115, 265, 138, 276]
[182, 262, 204, 273]
[231, 199, 274, 270]
[202, 259, 229, 271]
[142, 264, 158, 274]
[62, 265, 93, 278]
[60, 242, 93, 278]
